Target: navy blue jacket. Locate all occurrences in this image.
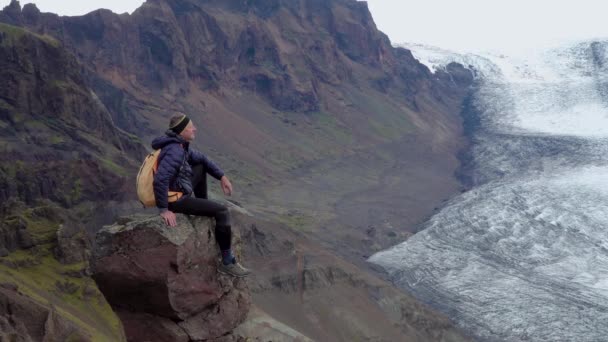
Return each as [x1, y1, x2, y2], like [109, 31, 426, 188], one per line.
[151, 130, 224, 212]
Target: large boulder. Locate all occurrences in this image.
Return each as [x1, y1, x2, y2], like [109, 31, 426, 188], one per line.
[91, 213, 251, 341]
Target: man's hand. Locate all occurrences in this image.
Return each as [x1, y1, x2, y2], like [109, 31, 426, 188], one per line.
[221, 175, 233, 196]
[160, 210, 177, 227]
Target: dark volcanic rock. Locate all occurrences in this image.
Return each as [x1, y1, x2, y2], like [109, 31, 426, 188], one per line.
[91, 213, 251, 341]
[1, 0, 471, 121]
[54, 223, 91, 264]
[116, 310, 190, 342]
[116, 309, 247, 342]
[0, 217, 28, 254]
[0, 20, 146, 207]
[0, 201, 94, 263]
[0, 1, 474, 341]
[0, 285, 89, 341]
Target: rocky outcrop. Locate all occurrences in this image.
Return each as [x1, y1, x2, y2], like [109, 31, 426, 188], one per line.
[0, 197, 127, 342]
[233, 209, 472, 342]
[0, 1, 474, 257]
[91, 214, 251, 342]
[0, 200, 93, 260]
[0, 282, 90, 342]
[0, 20, 146, 207]
[0, 217, 33, 256]
[0, 0, 471, 129]
[54, 223, 91, 265]
[0, 1, 475, 340]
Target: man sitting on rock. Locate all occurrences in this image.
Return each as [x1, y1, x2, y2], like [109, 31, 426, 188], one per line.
[151, 113, 250, 278]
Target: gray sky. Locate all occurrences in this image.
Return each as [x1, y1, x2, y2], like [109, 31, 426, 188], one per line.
[366, 0, 608, 53]
[3, 0, 608, 54]
[2, 0, 145, 16]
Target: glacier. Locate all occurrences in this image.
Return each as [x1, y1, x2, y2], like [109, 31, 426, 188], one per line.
[371, 41, 608, 341]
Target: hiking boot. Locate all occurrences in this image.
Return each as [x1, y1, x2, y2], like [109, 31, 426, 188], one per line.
[218, 261, 251, 278]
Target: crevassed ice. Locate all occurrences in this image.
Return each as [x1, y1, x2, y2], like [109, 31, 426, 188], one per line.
[372, 40, 608, 341]
[370, 167, 608, 341]
[405, 41, 608, 138]
[516, 102, 608, 137]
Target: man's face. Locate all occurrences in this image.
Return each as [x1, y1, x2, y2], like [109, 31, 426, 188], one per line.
[180, 121, 196, 142]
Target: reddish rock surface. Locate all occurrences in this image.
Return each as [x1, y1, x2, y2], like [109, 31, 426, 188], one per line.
[91, 213, 251, 342]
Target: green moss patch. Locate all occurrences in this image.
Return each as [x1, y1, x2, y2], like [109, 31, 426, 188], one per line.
[269, 209, 330, 234]
[8, 207, 60, 245]
[0, 22, 27, 42]
[125, 132, 142, 144]
[0, 244, 124, 341]
[70, 178, 83, 204]
[0, 98, 13, 111]
[49, 135, 66, 145]
[0, 22, 60, 48]
[99, 158, 128, 177]
[309, 110, 355, 147]
[344, 89, 414, 141]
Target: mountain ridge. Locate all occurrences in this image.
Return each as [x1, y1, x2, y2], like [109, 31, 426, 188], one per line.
[0, 0, 475, 340]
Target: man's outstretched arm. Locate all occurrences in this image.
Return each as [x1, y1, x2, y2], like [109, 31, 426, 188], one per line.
[189, 150, 225, 180]
[190, 149, 232, 195]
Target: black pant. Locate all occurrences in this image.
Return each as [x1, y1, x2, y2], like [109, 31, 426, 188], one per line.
[168, 165, 232, 251]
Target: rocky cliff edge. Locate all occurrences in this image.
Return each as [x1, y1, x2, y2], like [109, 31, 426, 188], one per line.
[91, 214, 251, 342]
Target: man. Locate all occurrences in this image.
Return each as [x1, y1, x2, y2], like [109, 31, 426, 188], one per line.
[151, 113, 250, 277]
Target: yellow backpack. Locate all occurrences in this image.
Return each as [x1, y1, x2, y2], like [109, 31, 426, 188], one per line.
[136, 150, 183, 207]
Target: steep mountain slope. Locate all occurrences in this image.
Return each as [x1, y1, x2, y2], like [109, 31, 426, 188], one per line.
[236, 210, 472, 341]
[0, 21, 143, 208]
[1, 0, 472, 257]
[0, 22, 139, 341]
[0, 0, 474, 340]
